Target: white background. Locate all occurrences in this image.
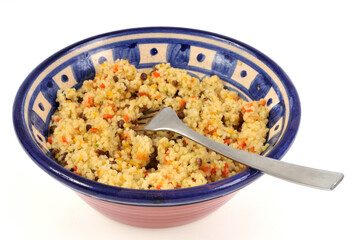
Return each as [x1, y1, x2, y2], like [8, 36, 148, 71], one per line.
[1, 1, 360, 239]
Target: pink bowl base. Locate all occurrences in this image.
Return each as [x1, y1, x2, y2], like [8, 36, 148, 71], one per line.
[78, 192, 237, 228]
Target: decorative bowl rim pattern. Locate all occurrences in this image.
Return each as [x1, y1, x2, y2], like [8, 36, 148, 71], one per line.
[13, 27, 301, 206]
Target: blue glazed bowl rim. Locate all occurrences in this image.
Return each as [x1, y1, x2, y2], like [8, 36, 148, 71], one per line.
[13, 27, 301, 207]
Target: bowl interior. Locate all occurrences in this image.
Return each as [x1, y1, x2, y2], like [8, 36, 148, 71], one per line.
[14, 27, 300, 205]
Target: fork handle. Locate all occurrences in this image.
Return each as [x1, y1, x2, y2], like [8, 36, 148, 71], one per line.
[158, 111, 344, 190]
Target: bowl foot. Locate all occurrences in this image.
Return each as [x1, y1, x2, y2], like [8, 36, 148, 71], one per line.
[78, 192, 237, 228]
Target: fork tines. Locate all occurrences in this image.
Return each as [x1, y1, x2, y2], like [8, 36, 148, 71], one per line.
[135, 108, 162, 126]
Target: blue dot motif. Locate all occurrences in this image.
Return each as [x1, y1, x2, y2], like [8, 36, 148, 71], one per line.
[47, 81, 53, 88]
[240, 70, 247, 78]
[98, 56, 107, 64]
[150, 48, 158, 56]
[275, 125, 279, 131]
[38, 103, 44, 111]
[61, 74, 69, 83]
[197, 53, 205, 62]
[267, 98, 273, 106]
[37, 135, 43, 142]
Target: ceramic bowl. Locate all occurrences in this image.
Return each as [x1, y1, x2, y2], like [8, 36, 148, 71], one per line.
[13, 27, 301, 228]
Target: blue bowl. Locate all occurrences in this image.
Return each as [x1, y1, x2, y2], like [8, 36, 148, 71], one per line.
[13, 27, 300, 226]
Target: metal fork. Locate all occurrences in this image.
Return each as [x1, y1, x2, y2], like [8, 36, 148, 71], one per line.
[134, 107, 344, 190]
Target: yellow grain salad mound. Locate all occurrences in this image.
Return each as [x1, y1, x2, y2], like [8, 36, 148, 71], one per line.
[46, 59, 269, 189]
